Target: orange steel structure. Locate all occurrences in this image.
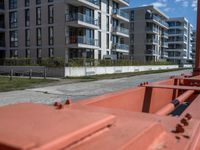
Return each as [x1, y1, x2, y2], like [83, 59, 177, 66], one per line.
[0, 1, 200, 150]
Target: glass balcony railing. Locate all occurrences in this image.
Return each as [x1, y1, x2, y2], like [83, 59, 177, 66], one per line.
[112, 9, 129, 20]
[145, 49, 157, 55]
[146, 39, 158, 43]
[67, 13, 98, 26]
[86, 0, 100, 6]
[69, 36, 99, 47]
[113, 26, 129, 35]
[146, 15, 169, 27]
[112, 43, 129, 51]
[162, 32, 168, 36]
[146, 27, 159, 33]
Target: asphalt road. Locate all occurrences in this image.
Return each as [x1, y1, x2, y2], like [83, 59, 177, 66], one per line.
[0, 69, 191, 106]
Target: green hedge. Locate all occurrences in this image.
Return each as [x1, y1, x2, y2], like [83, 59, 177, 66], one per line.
[0, 57, 65, 68]
[0, 58, 176, 67]
[66, 59, 175, 67]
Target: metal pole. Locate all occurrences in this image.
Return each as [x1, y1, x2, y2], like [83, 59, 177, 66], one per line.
[193, 0, 200, 75]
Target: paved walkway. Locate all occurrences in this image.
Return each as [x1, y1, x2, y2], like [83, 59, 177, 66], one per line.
[0, 70, 191, 106]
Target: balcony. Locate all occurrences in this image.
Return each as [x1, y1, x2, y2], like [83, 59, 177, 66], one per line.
[68, 36, 99, 49]
[66, 0, 100, 10]
[112, 9, 129, 22]
[66, 13, 99, 29]
[146, 15, 169, 29]
[112, 0, 129, 7]
[161, 32, 168, 38]
[146, 27, 159, 34]
[162, 51, 168, 58]
[112, 43, 129, 52]
[145, 49, 158, 56]
[146, 39, 158, 45]
[161, 42, 168, 48]
[112, 26, 129, 38]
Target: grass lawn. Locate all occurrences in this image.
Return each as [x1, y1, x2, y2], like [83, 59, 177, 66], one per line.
[0, 77, 56, 92]
[67, 68, 191, 81]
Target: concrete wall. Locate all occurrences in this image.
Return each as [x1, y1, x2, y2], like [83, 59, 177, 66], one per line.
[65, 65, 179, 77]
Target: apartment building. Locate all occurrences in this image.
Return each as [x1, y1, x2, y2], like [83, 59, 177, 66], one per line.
[125, 5, 169, 62]
[191, 30, 196, 64]
[167, 17, 193, 65]
[0, 0, 129, 61]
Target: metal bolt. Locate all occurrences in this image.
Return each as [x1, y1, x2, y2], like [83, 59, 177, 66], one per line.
[65, 99, 72, 105]
[54, 102, 59, 106]
[57, 104, 63, 110]
[175, 124, 185, 133]
[181, 118, 189, 126]
[185, 113, 192, 120]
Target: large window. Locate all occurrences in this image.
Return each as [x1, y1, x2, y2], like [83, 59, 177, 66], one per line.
[25, 0, 29, 7]
[9, 11, 18, 28]
[49, 48, 54, 58]
[36, 7, 41, 25]
[25, 29, 30, 47]
[25, 9, 30, 27]
[48, 26, 54, 45]
[25, 49, 31, 58]
[9, 0, 17, 9]
[10, 31, 18, 47]
[36, 0, 41, 5]
[48, 5, 54, 24]
[37, 48, 42, 58]
[36, 28, 42, 46]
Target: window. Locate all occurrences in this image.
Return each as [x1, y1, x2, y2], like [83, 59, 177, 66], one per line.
[37, 48, 42, 58]
[10, 31, 18, 47]
[106, 0, 109, 14]
[25, 49, 31, 58]
[36, 7, 41, 25]
[36, 0, 41, 5]
[9, 0, 17, 9]
[25, 0, 29, 7]
[25, 9, 30, 27]
[25, 29, 30, 47]
[98, 12, 101, 29]
[98, 50, 101, 59]
[48, 5, 54, 24]
[49, 48, 54, 57]
[106, 34, 109, 49]
[130, 10, 134, 21]
[98, 31, 101, 48]
[9, 11, 18, 28]
[10, 49, 18, 58]
[36, 28, 42, 46]
[48, 0, 53, 2]
[106, 16, 109, 31]
[48, 26, 54, 45]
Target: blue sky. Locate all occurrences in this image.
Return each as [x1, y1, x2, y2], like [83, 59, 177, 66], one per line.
[129, 0, 197, 28]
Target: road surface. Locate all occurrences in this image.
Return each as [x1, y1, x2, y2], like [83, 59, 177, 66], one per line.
[0, 69, 191, 106]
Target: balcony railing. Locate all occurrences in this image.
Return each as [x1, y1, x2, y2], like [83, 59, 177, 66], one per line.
[146, 39, 158, 43]
[67, 13, 98, 26]
[146, 27, 159, 33]
[112, 9, 129, 20]
[68, 36, 99, 47]
[113, 26, 129, 35]
[112, 43, 129, 51]
[85, 0, 100, 6]
[162, 42, 168, 47]
[146, 15, 168, 27]
[162, 32, 168, 36]
[146, 49, 158, 55]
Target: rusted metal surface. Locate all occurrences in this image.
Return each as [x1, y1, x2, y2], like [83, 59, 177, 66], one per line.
[194, 0, 200, 75]
[0, 0, 200, 149]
